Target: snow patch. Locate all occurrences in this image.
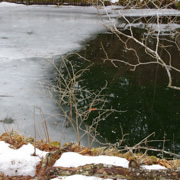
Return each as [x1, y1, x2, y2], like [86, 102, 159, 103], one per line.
[141, 164, 167, 170]
[0, 142, 168, 178]
[54, 152, 129, 168]
[110, 0, 119, 3]
[0, 141, 47, 176]
[54, 152, 168, 171]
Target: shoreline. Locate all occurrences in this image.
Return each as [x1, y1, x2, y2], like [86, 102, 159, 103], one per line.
[0, 131, 179, 179]
[0, 1, 179, 10]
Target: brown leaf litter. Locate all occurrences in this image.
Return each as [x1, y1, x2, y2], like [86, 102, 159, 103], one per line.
[0, 131, 179, 179]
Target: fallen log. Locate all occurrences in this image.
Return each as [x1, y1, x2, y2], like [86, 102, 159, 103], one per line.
[44, 164, 180, 180]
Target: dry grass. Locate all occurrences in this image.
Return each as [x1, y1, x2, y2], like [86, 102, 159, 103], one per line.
[0, 174, 33, 180]
[0, 131, 60, 151]
[0, 131, 179, 179]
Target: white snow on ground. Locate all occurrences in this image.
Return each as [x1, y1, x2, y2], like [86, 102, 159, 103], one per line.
[0, 141, 47, 176]
[52, 152, 167, 179]
[0, 141, 167, 177]
[141, 164, 167, 170]
[110, 0, 119, 3]
[54, 152, 129, 168]
[51, 175, 113, 180]
[53, 152, 167, 171]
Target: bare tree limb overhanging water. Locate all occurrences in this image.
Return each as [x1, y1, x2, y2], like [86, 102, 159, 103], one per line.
[99, 0, 180, 90]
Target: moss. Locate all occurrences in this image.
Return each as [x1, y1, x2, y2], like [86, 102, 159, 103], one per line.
[16, 136, 23, 142]
[150, 156, 158, 163]
[51, 141, 61, 147]
[122, 151, 136, 161]
[91, 147, 106, 156]
[26, 137, 34, 143]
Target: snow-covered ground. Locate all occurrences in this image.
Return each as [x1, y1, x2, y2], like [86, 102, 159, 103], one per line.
[0, 141, 47, 176]
[0, 141, 167, 178]
[53, 152, 167, 170]
[54, 152, 129, 168]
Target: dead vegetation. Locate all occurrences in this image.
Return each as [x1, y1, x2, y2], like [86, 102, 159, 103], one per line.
[0, 131, 179, 179]
[44, 164, 180, 180]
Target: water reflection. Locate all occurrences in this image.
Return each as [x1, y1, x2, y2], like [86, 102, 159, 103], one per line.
[61, 27, 180, 153]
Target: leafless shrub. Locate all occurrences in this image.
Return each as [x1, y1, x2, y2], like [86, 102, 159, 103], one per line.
[46, 57, 180, 158]
[99, 0, 180, 90]
[89, 0, 180, 157]
[43, 55, 125, 148]
[119, 132, 180, 159]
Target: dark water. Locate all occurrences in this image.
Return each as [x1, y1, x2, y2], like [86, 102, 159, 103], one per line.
[57, 27, 180, 154]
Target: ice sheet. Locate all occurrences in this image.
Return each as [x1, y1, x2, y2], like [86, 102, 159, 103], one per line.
[0, 3, 107, 144]
[0, 2, 179, 144]
[110, 8, 180, 17]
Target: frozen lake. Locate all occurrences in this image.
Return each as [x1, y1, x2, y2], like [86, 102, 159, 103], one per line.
[1, 2, 179, 148]
[0, 2, 110, 144]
